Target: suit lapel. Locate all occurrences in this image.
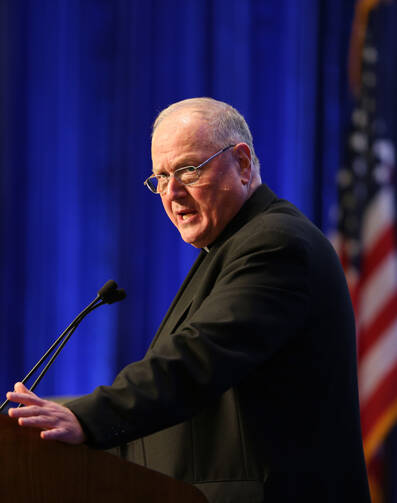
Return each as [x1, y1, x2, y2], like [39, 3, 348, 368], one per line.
[149, 249, 209, 349]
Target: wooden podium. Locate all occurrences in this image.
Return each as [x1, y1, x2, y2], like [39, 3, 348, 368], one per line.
[0, 414, 207, 502]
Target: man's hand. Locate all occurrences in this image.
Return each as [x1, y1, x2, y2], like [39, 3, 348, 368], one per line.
[6, 382, 86, 444]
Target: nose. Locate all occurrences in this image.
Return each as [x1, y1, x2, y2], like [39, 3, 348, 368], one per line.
[162, 175, 187, 200]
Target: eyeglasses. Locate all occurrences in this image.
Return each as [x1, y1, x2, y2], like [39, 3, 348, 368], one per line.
[144, 144, 235, 194]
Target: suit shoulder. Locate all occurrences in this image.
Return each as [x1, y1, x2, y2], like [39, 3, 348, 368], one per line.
[235, 199, 322, 248]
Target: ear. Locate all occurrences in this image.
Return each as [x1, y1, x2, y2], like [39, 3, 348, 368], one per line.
[234, 143, 252, 185]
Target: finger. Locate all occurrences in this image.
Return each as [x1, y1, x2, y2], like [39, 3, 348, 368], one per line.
[14, 382, 31, 394]
[17, 414, 57, 429]
[6, 391, 44, 407]
[8, 404, 50, 418]
[40, 427, 85, 445]
[40, 428, 68, 441]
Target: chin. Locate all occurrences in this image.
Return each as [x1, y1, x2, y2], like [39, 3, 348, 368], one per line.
[180, 232, 206, 248]
[179, 223, 212, 248]
[181, 235, 201, 247]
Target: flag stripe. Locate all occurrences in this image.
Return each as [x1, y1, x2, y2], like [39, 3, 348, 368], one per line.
[360, 225, 395, 287]
[360, 363, 397, 440]
[357, 252, 397, 330]
[358, 290, 397, 360]
[361, 188, 394, 251]
[359, 317, 397, 405]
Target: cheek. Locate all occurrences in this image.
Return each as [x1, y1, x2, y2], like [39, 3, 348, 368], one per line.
[200, 191, 224, 221]
[161, 198, 176, 225]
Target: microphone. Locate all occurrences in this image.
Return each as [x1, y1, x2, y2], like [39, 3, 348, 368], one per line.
[97, 280, 126, 304]
[98, 279, 118, 299]
[104, 288, 127, 304]
[0, 280, 127, 413]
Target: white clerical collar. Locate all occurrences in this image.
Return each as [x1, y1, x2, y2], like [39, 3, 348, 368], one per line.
[203, 246, 210, 253]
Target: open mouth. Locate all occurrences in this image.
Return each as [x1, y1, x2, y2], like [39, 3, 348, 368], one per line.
[176, 209, 197, 223]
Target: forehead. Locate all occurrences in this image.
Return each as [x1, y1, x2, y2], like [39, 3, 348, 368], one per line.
[151, 110, 216, 162]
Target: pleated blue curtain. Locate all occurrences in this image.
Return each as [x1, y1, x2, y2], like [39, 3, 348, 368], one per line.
[0, 0, 355, 396]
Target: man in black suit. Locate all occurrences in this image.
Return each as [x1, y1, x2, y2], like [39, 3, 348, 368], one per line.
[7, 98, 370, 502]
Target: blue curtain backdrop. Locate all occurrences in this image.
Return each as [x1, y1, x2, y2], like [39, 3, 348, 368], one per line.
[0, 0, 355, 395]
[8, 2, 397, 500]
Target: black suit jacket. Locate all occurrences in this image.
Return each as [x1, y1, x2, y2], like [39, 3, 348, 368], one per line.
[68, 185, 371, 503]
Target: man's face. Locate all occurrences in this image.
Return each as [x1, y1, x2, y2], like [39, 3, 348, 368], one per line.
[151, 111, 250, 248]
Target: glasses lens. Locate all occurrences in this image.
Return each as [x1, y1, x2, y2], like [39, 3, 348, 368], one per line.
[176, 167, 198, 185]
[147, 176, 169, 193]
[146, 177, 159, 193]
[146, 167, 199, 194]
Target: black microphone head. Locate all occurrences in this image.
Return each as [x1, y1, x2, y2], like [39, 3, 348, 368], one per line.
[98, 280, 118, 302]
[106, 288, 127, 304]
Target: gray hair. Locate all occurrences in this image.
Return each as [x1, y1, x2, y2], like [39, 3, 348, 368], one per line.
[152, 97, 260, 171]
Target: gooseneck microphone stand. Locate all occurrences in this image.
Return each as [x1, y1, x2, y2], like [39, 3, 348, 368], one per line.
[0, 280, 126, 413]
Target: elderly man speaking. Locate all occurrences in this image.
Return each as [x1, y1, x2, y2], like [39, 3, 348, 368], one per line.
[6, 98, 370, 503]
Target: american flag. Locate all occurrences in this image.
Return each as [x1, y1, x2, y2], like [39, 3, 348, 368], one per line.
[332, 2, 397, 501]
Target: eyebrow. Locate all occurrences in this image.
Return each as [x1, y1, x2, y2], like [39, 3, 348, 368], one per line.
[153, 156, 201, 175]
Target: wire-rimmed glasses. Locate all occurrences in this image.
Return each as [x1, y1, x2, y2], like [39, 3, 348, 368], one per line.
[144, 144, 235, 194]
